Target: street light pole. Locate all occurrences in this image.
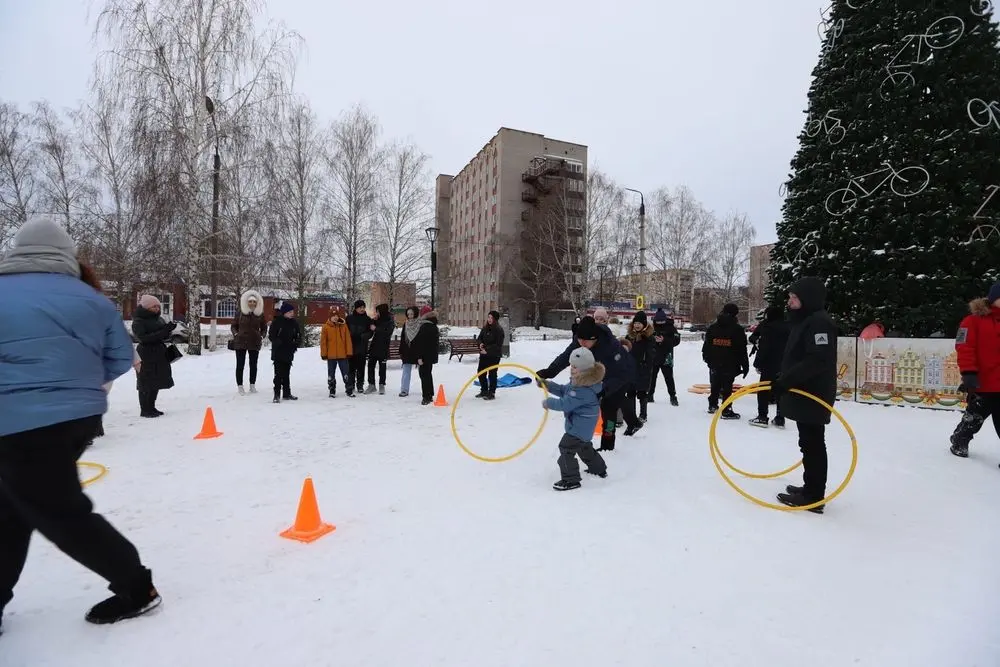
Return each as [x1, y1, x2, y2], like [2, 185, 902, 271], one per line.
[206, 96, 221, 351]
[597, 263, 606, 306]
[625, 188, 646, 307]
[425, 226, 439, 309]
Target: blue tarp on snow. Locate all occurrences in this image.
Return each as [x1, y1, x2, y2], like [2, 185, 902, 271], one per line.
[473, 373, 532, 389]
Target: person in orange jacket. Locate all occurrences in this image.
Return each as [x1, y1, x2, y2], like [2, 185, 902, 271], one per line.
[949, 282, 1000, 459]
[320, 306, 354, 398]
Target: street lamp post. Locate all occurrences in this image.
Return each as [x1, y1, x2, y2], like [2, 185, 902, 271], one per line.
[425, 226, 439, 309]
[624, 188, 646, 306]
[597, 263, 607, 306]
[206, 96, 222, 351]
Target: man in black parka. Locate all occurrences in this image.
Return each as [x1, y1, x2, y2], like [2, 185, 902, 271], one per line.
[346, 300, 374, 396]
[702, 303, 749, 419]
[748, 305, 790, 428]
[772, 277, 838, 513]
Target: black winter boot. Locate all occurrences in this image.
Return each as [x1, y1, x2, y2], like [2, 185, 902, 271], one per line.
[273, 390, 281, 404]
[85, 569, 161, 625]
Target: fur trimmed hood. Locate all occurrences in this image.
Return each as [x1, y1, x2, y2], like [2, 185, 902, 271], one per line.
[572, 361, 606, 387]
[969, 297, 994, 316]
[240, 290, 264, 316]
[626, 322, 654, 341]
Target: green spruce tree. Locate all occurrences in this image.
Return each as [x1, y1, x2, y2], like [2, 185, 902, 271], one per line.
[767, 0, 1000, 336]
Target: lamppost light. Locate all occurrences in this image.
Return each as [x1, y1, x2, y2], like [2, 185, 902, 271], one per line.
[425, 226, 439, 243]
[205, 96, 215, 114]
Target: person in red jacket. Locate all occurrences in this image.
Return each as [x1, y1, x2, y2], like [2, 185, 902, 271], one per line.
[949, 282, 1000, 459]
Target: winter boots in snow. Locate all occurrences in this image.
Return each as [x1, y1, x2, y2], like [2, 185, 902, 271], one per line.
[776, 489, 825, 514]
[85, 570, 161, 625]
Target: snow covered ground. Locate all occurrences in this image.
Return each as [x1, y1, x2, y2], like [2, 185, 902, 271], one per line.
[3, 340, 999, 666]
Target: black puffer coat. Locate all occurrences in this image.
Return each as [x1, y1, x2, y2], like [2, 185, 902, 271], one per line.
[778, 277, 838, 425]
[625, 317, 655, 391]
[702, 312, 749, 375]
[346, 310, 373, 356]
[368, 304, 395, 360]
[410, 311, 440, 365]
[651, 314, 681, 367]
[477, 312, 505, 358]
[268, 316, 302, 364]
[132, 306, 174, 391]
[749, 307, 790, 375]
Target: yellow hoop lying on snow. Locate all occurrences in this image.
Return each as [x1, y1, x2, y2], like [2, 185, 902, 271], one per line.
[451, 362, 549, 463]
[709, 381, 858, 512]
[79, 461, 108, 487]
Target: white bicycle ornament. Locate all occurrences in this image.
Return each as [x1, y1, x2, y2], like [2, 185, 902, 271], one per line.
[969, 225, 1000, 242]
[805, 110, 848, 145]
[825, 162, 930, 216]
[879, 16, 965, 101]
[972, 0, 993, 16]
[968, 98, 1000, 130]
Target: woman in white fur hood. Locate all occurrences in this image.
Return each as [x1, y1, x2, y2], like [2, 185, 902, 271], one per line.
[230, 290, 268, 394]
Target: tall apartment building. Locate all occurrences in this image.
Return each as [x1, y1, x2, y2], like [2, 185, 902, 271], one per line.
[615, 269, 696, 318]
[435, 128, 587, 327]
[748, 242, 776, 316]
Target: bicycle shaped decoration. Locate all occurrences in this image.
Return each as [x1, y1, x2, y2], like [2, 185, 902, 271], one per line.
[824, 162, 930, 216]
[779, 181, 789, 198]
[879, 16, 965, 101]
[805, 109, 848, 145]
[817, 5, 845, 43]
[969, 225, 1000, 242]
[972, 0, 993, 16]
[968, 98, 1000, 131]
[972, 184, 1000, 219]
[791, 237, 821, 265]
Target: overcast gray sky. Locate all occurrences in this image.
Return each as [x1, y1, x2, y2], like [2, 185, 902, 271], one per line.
[0, 0, 822, 242]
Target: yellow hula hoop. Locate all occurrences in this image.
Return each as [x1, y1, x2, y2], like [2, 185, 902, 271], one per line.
[709, 381, 859, 512]
[79, 461, 108, 487]
[450, 362, 550, 463]
[716, 381, 802, 479]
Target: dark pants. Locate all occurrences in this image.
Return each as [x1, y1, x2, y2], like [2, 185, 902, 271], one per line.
[138, 389, 159, 414]
[348, 353, 367, 392]
[367, 356, 387, 386]
[0, 416, 150, 617]
[418, 363, 435, 401]
[623, 386, 647, 421]
[557, 433, 607, 484]
[327, 359, 350, 392]
[951, 392, 1000, 446]
[757, 369, 783, 419]
[599, 388, 627, 449]
[477, 355, 501, 394]
[273, 361, 291, 396]
[708, 370, 736, 410]
[796, 422, 828, 502]
[235, 349, 260, 386]
[649, 365, 676, 399]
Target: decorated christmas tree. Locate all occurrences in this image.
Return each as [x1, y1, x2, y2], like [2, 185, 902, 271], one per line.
[767, 0, 1000, 336]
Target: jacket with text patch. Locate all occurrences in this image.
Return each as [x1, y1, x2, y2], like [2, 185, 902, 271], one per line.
[955, 298, 1000, 392]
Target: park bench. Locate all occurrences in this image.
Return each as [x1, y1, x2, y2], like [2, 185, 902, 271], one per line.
[388, 339, 401, 361]
[448, 338, 481, 362]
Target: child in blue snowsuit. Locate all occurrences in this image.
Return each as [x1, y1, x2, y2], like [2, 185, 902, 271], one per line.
[540, 347, 608, 491]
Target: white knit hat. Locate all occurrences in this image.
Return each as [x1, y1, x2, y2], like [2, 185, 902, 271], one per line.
[569, 347, 595, 371]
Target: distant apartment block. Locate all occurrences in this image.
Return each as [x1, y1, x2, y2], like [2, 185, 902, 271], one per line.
[435, 128, 587, 327]
[749, 242, 775, 316]
[613, 269, 696, 318]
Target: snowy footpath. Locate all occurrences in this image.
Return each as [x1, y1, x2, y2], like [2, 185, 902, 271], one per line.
[3, 340, 999, 667]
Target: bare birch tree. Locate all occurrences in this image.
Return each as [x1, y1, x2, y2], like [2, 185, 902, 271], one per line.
[705, 211, 756, 305]
[583, 168, 623, 296]
[32, 101, 94, 247]
[373, 141, 432, 305]
[266, 101, 330, 310]
[0, 101, 36, 248]
[95, 0, 300, 353]
[326, 104, 382, 302]
[647, 185, 714, 308]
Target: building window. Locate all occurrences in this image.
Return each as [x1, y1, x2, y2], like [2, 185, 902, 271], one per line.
[218, 297, 238, 319]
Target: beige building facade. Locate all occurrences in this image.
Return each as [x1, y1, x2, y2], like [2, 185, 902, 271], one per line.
[749, 242, 776, 316]
[436, 128, 588, 327]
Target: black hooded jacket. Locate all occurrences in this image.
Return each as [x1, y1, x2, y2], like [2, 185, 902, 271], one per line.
[778, 277, 838, 425]
[702, 312, 749, 375]
[748, 307, 790, 374]
[652, 314, 681, 367]
[477, 311, 505, 358]
[368, 304, 395, 360]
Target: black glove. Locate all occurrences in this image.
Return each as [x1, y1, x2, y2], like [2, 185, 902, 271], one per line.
[770, 374, 786, 393]
[535, 368, 555, 380]
[960, 372, 979, 393]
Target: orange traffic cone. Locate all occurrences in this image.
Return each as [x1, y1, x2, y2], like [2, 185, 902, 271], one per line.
[594, 410, 603, 437]
[279, 477, 336, 543]
[433, 384, 449, 407]
[193, 407, 223, 439]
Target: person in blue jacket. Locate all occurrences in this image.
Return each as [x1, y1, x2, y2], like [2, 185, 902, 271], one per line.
[536, 315, 636, 452]
[541, 347, 608, 491]
[0, 218, 160, 631]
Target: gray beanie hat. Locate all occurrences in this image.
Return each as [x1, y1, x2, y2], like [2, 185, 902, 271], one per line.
[0, 218, 80, 277]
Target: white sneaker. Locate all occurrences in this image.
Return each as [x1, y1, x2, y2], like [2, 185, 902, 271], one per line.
[238, 386, 246, 396]
[248, 385, 257, 394]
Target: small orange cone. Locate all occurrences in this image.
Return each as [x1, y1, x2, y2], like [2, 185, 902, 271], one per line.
[433, 384, 449, 406]
[594, 410, 603, 437]
[279, 477, 336, 543]
[193, 407, 223, 439]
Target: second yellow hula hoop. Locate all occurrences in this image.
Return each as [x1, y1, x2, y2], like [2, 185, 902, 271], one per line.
[450, 362, 550, 463]
[709, 381, 858, 512]
[79, 461, 108, 487]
